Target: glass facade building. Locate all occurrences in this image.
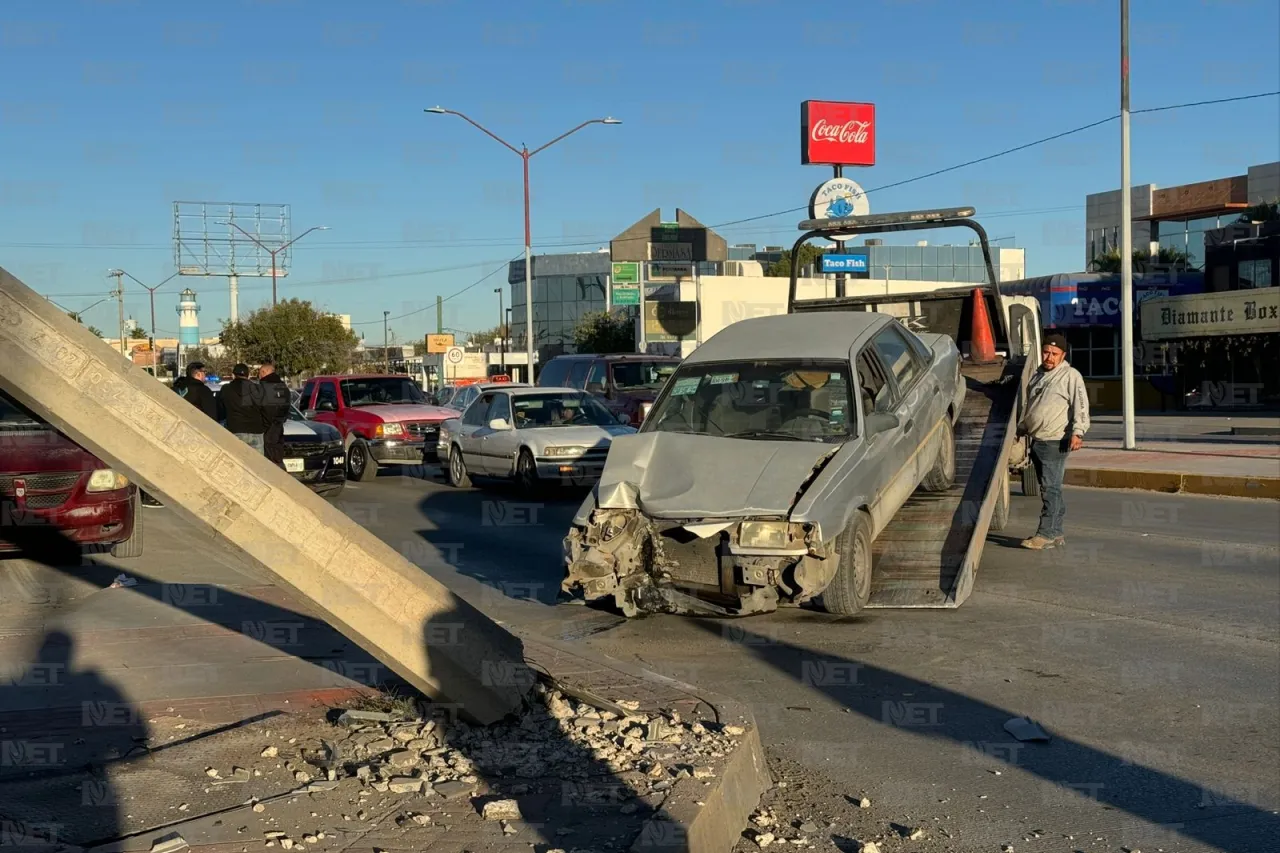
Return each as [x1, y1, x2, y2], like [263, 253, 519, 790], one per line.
[727, 243, 1024, 282]
[508, 251, 612, 357]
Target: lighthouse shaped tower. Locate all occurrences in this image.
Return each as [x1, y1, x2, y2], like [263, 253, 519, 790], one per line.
[177, 288, 200, 347]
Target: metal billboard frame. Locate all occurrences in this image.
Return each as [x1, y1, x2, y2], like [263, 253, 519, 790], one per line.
[173, 201, 292, 278]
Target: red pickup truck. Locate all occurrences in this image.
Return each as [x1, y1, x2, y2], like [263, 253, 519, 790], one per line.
[297, 374, 457, 482]
[1, 390, 141, 558]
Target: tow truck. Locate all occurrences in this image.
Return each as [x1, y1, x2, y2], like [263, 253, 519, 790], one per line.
[785, 206, 1043, 608]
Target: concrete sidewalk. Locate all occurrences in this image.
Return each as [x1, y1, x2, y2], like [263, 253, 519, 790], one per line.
[1066, 437, 1280, 499]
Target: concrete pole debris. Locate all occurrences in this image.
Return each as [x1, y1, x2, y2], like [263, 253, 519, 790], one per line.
[0, 267, 532, 725]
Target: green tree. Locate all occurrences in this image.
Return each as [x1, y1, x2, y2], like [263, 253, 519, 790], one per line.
[86, 325, 104, 338]
[219, 299, 360, 377]
[1237, 202, 1279, 223]
[573, 310, 635, 354]
[1089, 246, 1192, 274]
[765, 244, 828, 277]
[128, 326, 147, 339]
[183, 345, 236, 377]
[467, 324, 510, 347]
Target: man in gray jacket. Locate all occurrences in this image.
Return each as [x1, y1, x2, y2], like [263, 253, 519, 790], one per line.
[1016, 332, 1090, 549]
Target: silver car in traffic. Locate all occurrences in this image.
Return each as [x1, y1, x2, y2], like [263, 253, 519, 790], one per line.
[437, 386, 636, 492]
[562, 311, 966, 618]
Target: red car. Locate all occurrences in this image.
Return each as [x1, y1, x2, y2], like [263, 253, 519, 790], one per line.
[1, 391, 141, 558]
[297, 374, 457, 482]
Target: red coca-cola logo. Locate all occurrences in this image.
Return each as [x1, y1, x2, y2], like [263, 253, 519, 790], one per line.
[801, 101, 876, 166]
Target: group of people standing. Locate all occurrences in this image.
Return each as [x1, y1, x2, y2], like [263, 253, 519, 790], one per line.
[171, 359, 292, 461]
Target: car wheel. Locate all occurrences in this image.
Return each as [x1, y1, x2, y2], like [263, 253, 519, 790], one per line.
[989, 469, 1010, 532]
[1021, 462, 1040, 497]
[110, 491, 144, 559]
[816, 511, 873, 616]
[448, 444, 472, 488]
[920, 416, 956, 492]
[348, 440, 378, 483]
[516, 449, 540, 495]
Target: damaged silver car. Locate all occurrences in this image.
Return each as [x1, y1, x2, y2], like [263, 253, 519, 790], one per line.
[561, 311, 965, 617]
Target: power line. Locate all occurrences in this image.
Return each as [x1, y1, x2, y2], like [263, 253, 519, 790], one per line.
[349, 254, 520, 326]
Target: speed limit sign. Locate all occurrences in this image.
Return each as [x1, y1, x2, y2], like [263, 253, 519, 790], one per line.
[444, 346, 464, 365]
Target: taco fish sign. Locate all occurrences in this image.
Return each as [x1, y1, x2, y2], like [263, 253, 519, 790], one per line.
[802, 100, 876, 167]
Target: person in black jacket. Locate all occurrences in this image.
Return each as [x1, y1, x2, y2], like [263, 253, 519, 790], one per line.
[219, 363, 267, 453]
[172, 362, 218, 419]
[258, 359, 291, 464]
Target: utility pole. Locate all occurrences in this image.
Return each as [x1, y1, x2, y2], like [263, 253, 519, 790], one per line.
[436, 295, 443, 334]
[494, 287, 505, 373]
[1119, 0, 1136, 450]
[109, 269, 126, 357]
[383, 311, 390, 374]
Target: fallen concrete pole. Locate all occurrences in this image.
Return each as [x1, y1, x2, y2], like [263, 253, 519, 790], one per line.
[0, 268, 532, 725]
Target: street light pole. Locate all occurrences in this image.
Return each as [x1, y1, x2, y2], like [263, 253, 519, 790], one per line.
[222, 223, 330, 307]
[383, 310, 390, 374]
[494, 287, 506, 373]
[1119, 0, 1136, 450]
[107, 270, 127, 356]
[424, 107, 620, 382]
[117, 270, 179, 338]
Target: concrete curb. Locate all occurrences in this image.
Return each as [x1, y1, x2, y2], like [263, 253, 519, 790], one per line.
[1066, 466, 1280, 500]
[518, 633, 771, 853]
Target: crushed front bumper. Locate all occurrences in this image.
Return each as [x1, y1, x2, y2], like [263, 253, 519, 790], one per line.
[561, 509, 835, 618]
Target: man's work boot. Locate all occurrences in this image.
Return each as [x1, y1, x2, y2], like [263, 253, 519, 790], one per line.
[1020, 534, 1057, 550]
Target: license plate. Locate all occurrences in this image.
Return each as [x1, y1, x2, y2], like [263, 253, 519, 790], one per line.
[333, 455, 345, 465]
[284, 458, 304, 473]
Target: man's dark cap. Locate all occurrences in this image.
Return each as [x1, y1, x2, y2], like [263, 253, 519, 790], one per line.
[1044, 332, 1069, 353]
[186, 361, 205, 376]
[232, 363, 250, 377]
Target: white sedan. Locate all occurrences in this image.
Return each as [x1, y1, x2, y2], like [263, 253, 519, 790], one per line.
[437, 386, 636, 492]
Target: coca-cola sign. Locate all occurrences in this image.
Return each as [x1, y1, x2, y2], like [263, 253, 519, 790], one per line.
[801, 100, 876, 166]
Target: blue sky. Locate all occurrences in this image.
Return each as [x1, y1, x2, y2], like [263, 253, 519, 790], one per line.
[1, 0, 1276, 342]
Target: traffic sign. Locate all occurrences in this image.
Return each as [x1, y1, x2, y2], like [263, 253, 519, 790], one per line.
[444, 346, 464, 365]
[611, 283, 641, 306]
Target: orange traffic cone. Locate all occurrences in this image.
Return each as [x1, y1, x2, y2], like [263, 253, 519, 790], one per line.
[968, 287, 998, 364]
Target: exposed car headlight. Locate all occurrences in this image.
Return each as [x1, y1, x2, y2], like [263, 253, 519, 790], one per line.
[738, 521, 789, 549]
[544, 445, 587, 457]
[86, 469, 130, 493]
[375, 423, 405, 438]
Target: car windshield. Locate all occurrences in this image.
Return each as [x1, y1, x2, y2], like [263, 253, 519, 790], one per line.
[340, 377, 426, 406]
[611, 360, 679, 390]
[512, 392, 617, 429]
[642, 360, 855, 443]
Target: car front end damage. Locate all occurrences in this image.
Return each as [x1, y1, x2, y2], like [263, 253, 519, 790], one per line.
[562, 506, 839, 617]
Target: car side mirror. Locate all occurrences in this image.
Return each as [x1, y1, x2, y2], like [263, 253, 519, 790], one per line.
[316, 400, 336, 412]
[864, 412, 900, 437]
[302, 409, 317, 420]
[488, 417, 511, 431]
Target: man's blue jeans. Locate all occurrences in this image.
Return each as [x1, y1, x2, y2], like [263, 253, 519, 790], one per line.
[235, 433, 265, 454]
[1031, 437, 1070, 539]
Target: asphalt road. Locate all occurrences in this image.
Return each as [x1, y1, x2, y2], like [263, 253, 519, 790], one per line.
[4, 461, 1276, 853]
[352, 465, 1280, 853]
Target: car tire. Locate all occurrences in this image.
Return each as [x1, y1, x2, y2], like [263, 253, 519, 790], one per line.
[920, 416, 956, 492]
[348, 439, 378, 483]
[989, 469, 1010, 532]
[816, 511, 873, 616]
[1021, 462, 1040, 498]
[515, 449, 540, 495]
[110, 492, 144, 559]
[448, 444, 472, 488]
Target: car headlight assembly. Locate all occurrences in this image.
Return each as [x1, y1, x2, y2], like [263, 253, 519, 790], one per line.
[738, 520, 790, 549]
[375, 423, 405, 438]
[86, 469, 130, 493]
[544, 445, 587, 458]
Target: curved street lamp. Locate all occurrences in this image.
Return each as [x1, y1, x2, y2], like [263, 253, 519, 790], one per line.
[424, 107, 620, 380]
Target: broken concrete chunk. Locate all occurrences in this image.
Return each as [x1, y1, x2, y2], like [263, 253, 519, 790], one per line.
[302, 835, 319, 845]
[264, 833, 286, 840]
[755, 831, 776, 848]
[1003, 717, 1051, 742]
[908, 827, 925, 840]
[366, 738, 396, 753]
[388, 777, 423, 794]
[386, 748, 418, 768]
[433, 779, 476, 799]
[856, 796, 871, 808]
[301, 781, 340, 793]
[723, 724, 745, 736]
[858, 843, 880, 853]
[693, 766, 715, 779]
[293, 771, 312, 783]
[252, 803, 265, 813]
[204, 768, 220, 779]
[149, 833, 188, 853]
[500, 820, 518, 835]
[620, 802, 639, 815]
[280, 840, 295, 850]
[481, 799, 522, 821]
[615, 699, 642, 711]
[799, 822, 819, 834]
[338, 710, 401, 727]
[261, 746, 279, 758]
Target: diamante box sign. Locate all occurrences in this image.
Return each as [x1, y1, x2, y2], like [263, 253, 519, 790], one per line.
[801, 100, 876, 166]
[1140, 288, 1280, 341]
